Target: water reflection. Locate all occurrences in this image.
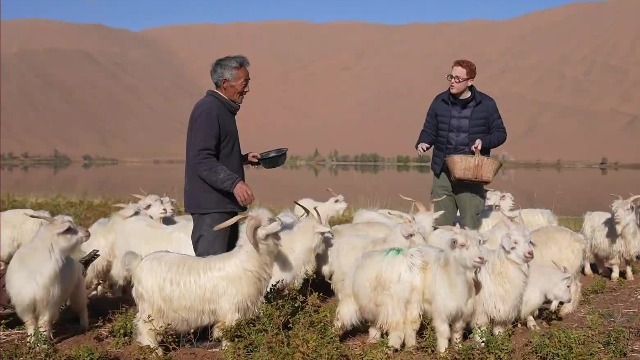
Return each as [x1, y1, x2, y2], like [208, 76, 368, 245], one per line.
[1, 162, 638, 217]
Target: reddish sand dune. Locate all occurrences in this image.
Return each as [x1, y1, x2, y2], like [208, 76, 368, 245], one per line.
[1, 0, 639, 162]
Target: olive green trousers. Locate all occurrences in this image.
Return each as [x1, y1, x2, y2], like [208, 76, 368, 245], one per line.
[431, 167, 486, 230]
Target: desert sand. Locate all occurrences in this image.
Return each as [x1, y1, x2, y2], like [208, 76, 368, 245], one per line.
[1, 0, 638, 163]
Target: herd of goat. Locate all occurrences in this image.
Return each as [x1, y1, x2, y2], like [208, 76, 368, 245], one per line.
[0, 188, 639, 355]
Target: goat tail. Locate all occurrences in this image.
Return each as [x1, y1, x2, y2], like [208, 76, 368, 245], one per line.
[334, 294, 361, 333]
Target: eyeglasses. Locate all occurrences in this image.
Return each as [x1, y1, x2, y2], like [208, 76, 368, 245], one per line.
[446, 74, 472, 83]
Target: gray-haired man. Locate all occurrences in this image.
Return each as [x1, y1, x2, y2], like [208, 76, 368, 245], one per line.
[184, 54, 259, 256]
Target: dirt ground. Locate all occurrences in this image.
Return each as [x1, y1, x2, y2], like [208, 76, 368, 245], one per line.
[1, 270, 639, 360]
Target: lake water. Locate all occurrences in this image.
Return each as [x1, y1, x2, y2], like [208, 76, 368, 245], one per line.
[1, 163, 638, 217]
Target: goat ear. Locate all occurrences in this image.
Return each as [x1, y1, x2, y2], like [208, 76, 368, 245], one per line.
[120, 207, 139, 218]
[500, 234, 512, 251]
[433, 210, 445, 219]
[53, 222, 73, 235]
[245, 217, 260, 249]
[26, 213, 55, 223]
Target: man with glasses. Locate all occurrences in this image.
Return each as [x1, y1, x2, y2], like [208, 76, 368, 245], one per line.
[414, 59, 507, 229]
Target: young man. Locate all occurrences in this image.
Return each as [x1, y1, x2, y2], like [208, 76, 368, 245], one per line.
[415, 59, 507, 229]
[184, 54, 260, 256]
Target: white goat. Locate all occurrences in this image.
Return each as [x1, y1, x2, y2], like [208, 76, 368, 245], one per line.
[109, 215, 195, 295]
[528, 225, 585, 316]
[351, 208, 412, 227]
[327, 220, 427, 300]
[317, 222, 394, 281]
[124, 210, 284, 355]
[268, 202, 333, 291]
[292, 188, 349, 223]
[0, 208, 52, 268]
[582, 194, 640, 281]
[477, 217, 585, 317]
[83, 200, 163, 297]
[482, 190, 558, 231]
[335, 227, 487, 352]
[333, 246, 428, 350]
[520, 262, 573, 330]
[417, 229, 488, 353]
[472, 219, 535, 340]
[4, 214, 90, 341]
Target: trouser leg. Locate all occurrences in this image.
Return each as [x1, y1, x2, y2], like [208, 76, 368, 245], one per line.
[431, 171, 458, 226]
[452, 178, 486, 230]
[190, 212, 239, 257]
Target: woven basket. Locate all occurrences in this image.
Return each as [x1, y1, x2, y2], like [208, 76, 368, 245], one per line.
[445, 150, 503, 185]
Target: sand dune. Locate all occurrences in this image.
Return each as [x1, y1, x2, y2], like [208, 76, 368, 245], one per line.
[1, 0, 638, 162]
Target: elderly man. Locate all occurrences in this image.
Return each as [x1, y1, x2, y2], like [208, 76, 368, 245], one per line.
[415, 59, 507, 229]
[184, 54, 259, 257]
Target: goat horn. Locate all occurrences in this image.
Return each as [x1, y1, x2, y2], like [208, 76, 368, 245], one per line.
[214, 214, 250, 231]
[313, 206, 323, 224]
[25, 213, 55, 223]
[130, 194, 145, 200]
[399, 194, 427, 212]
[625, 194, 640, 203]
[381, 209, 414, 222]
[139, 187, 148, 195]
[386, 211, 411, 224]
[610, 193, 623, 200]
[111, 203, 130, 208]
[294, 201, 311, 217]
[430, 195, 446, 211]
[326, 188, 339, 197]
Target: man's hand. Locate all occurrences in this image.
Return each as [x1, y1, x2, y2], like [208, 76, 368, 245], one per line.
[416, 143, 432, 155]
[233, 180, 254, 206]
[244, 152, 261, 168]
[471, 139, 482, 152]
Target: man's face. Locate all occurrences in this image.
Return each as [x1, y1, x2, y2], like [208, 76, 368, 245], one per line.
[448, 66, 474, 95]
[221, 67, 250, 104]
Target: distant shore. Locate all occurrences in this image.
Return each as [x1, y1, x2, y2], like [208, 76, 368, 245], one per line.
[2, 150, 639, 170]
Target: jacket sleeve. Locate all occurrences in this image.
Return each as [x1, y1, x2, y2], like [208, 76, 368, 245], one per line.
[415, 99, 438, 148]
[480, 100, 507, 150]
[191, 106, 242, 193]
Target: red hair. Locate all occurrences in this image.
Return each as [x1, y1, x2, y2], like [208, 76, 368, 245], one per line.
[452, 59, 477, 79]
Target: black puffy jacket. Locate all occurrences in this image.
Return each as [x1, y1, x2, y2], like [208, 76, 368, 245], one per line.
[415, 86, 507, 175]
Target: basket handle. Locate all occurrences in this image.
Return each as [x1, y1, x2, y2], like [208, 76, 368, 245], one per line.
[473, 148, 481, 178]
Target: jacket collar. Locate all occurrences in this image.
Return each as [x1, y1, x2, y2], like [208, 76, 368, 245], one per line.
[440, 85, 482, 105]
[207, 89, 241, 115]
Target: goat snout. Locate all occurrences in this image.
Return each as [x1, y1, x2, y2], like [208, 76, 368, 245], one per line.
[474, 256, 486, 265]
[524, 250, 534, 260]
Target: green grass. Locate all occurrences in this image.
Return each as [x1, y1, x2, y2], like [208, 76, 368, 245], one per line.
[0, 194, 635, 360]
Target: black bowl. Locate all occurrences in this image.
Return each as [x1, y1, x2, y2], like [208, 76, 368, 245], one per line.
[257, 148, 288, 169]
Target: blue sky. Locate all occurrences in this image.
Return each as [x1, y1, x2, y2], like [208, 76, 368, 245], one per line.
[2, 0, 602, 31]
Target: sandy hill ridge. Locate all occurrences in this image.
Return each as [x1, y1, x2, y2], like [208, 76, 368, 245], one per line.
[1, 0, 638, 162]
